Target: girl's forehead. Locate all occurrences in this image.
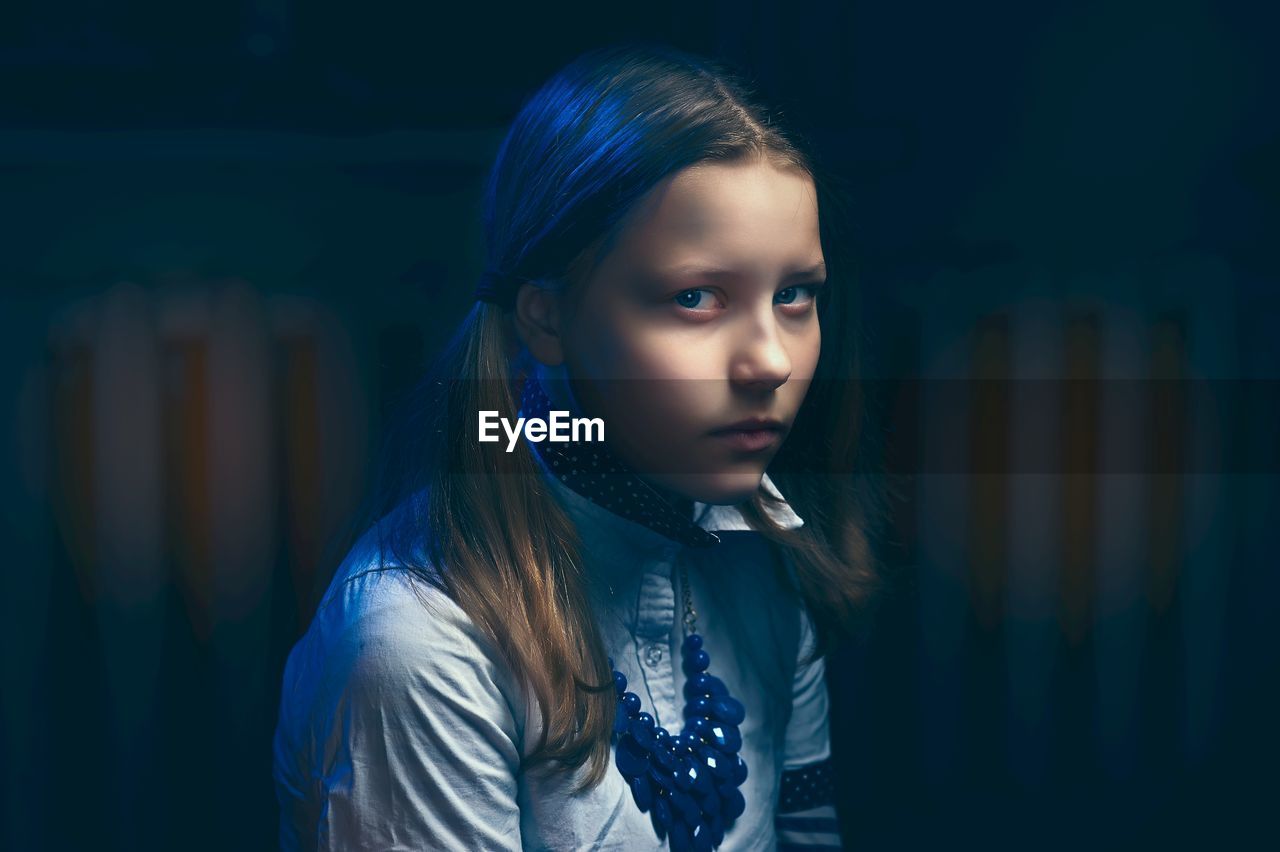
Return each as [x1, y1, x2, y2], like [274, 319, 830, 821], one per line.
[609, 160, 822, 270]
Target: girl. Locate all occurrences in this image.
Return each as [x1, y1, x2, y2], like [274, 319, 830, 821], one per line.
[273, 41, 884, 851]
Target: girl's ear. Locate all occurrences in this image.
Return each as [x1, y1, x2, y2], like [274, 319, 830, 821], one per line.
[512, 281, 567, 367]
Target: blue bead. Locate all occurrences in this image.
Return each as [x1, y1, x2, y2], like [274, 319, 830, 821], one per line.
[708, 813, 725, 846]
[683, 673, 710, 698]
[700, 745, 732, 781]
[633, 711, 654, 731]
[613, 671, 627, 694]
[653, 727, 670, 750]
[612, 701, 629, 736]
[650, 762, 676, 792]
[651, 746, 678, 773]
[716, 723, 742, 753]
[731, 754, 748, 784]
[630, 719, 656, 750]
[684, 696, 713, 719]
[621, 692, 641, 716]
[699, 784, 721, 817]
[686, 756, 714, 795]
[692, 719, 742, 753]
[672, 733, 698, 755]
[653, 792, 673, 829]
[711, 696, 746, 726]
[650, 807, 667, 841]
[629, 773, 653, 813]
[691, 822, 714, 852]
[615, 736, 649, 778]
[671, 766, 693, 793]
[682, 649, 710, 674]
[667, 820, 693, 852]
[722, 787, 746, 821]
[681, 633, 703, 654]
[682, 673, 727, 699]
[671, 790, 701, 825]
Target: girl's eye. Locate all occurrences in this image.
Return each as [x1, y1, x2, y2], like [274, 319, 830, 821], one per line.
[670, 282, 826, 315]
[775, 283, 824, 310]
[673, 288, 716, 311]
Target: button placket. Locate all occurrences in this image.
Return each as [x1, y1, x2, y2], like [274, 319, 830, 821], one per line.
[632, 549, 679, 729]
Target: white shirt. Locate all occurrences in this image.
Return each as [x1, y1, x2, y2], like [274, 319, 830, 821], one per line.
[272, 456, 834, 850]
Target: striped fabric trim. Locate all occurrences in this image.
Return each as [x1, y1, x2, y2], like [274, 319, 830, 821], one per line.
[776, 804, 842, 849]
[776, 758, 841, 848]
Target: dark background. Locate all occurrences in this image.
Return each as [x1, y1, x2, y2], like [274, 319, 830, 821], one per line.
[2, 1, 1278, 850]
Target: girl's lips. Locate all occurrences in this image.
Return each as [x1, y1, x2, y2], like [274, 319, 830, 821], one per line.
[708, 428, 781, 452]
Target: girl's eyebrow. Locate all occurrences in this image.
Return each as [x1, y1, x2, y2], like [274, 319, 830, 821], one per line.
[657, 260, 828, 281]
[788, 260, 827, 279]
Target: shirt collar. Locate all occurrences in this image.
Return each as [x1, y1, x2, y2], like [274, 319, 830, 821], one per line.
[519, 365, 804, 555]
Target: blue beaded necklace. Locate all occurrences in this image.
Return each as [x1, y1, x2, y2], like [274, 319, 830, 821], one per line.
[608, 562, 748, 851]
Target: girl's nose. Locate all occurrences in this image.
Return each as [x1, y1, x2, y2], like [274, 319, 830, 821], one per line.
[728, 321, 792, 390]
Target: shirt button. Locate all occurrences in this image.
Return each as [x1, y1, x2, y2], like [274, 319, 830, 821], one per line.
[643, 643, 665, 668]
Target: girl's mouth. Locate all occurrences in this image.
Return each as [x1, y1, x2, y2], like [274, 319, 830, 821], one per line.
[707, 427, 781, 452]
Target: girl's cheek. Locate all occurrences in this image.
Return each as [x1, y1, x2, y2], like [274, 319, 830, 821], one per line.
[623, 346, 694, 381]
[795, 328, 821, 377]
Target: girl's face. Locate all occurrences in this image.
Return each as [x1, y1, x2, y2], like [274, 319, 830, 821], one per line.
[521, 155, 825, 508]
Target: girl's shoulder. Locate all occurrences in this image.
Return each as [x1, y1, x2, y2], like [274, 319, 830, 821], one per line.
[295, 496, 521, 714]
[275, 499, 530, 797]
[312, 492, 444, 623]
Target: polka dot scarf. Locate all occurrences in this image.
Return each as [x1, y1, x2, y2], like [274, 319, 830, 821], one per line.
[518, 371, 721, 549]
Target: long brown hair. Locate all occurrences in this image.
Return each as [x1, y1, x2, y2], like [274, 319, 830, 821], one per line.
[354, 41, 888, 791]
